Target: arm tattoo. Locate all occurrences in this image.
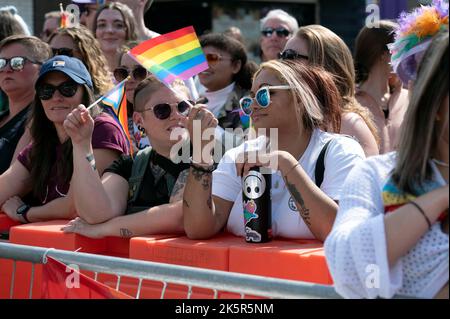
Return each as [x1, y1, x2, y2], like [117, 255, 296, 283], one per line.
[170, 170, 189, 203]
[191, 167, 212, 191]
[86, 153, 96, 171]
[183, 199, 190, 208]
[286, 180, 311, 227]
[119, 228, 133, 238]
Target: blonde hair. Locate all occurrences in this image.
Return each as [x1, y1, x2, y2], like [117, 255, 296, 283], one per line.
[255, 60, 341, 133]
[392, 31, 449, 194]
[297, 25, 379, 144]
[48, 26, 114, 96]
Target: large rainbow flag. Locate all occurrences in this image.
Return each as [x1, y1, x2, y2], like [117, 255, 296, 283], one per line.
[128, 26, 208, 85]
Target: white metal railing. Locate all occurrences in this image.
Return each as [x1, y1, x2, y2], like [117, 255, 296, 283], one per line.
[0, 242, 341, 299]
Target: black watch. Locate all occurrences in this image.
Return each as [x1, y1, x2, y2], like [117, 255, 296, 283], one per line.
[16, 204, 31, 223]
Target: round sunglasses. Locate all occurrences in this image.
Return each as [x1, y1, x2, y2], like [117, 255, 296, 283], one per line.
[114, 65, 148, 82]
[261, 27, 291, 38]
[0, 56, 42, 72]
[36, 81, 79, 100]
[142, 100, 193, 120]
[239, 86, 291, 116]
[278, 49, 309, 61]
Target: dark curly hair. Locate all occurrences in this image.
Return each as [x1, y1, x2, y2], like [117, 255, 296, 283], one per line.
[200, 33, 258, 90]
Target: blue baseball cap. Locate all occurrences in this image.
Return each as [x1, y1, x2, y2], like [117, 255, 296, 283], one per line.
[36, 55, 93, 89]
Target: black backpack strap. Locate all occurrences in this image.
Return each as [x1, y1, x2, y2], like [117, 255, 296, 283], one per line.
[315, 140, 333, 188]
[127, 147, 153, 209]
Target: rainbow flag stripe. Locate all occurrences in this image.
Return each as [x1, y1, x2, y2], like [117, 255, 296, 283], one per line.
[128, 26, 208, 85]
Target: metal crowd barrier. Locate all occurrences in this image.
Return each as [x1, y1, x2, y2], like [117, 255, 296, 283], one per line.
[0, 242, 342, 299]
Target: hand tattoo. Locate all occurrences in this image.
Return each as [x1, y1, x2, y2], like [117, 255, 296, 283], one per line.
[286, 181, 311, 227]
[191, 167, 212, 191]
[119, 228, 133, 238]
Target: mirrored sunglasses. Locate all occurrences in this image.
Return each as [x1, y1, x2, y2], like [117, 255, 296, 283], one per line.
[239, 86, 291, 116]
[0, 56, 41, 71]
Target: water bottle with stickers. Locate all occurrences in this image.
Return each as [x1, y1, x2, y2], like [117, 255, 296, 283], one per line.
[242, 166, 272, 243]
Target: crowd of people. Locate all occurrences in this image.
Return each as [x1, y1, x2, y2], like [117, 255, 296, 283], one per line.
[0, 0, 448, 299]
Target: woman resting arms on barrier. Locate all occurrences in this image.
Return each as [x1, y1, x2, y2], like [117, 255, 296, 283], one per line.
[61, 76, 213, 238]
[0, 55, 129, 223]
[324, 31, 449, 299]
[183, 60, 366, 242]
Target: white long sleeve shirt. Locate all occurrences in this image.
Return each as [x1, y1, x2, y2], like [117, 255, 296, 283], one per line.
[324, 152, 449, 299]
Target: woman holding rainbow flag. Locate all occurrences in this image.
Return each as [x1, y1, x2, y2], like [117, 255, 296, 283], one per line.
[0, 55, 129, 224]
[61, 76, 209, 237]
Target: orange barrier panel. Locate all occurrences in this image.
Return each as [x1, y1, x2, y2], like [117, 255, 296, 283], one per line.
[10, 221, 107, 253]
[229, 238, 333, 285]
[0, 213, 20, 231]
[6, 221, 108, 299]
[129, 233, 243, 271]
[104, 237, 131, 258]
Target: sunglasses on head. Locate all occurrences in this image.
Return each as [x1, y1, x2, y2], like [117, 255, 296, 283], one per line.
[278, 49, 309, 61]
[261, 28, 291, 38]
[114, 65, 148, 82]
[239, 86, 291, 116]
[36, 81, 79, 100]
[52, 47, 74, 57]
[0, 56, 41, 71]
[142, 100, 193, 120]
[205, 53, 232, 65]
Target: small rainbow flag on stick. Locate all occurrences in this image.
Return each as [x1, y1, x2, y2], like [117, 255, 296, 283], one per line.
[100, 80, 133, 153]
[59, 3, 68, 28]
[128, 26, 208, 85]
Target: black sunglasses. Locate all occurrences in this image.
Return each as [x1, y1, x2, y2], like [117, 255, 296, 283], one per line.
[114, 65, 148, 82]
[261, 27, 291, 38]
[278, 49, 309, 61]
[52, 47, 74, 57]
[36, 81, 79, 100]
[142, 100, 193, 120]
[0, 56, 41, 71]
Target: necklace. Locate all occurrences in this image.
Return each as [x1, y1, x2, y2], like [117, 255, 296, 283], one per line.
[360, 89, 391, 119]
[432, 158, 449, 168]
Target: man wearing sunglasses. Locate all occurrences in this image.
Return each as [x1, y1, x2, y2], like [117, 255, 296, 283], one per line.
[260, 9, 298, 62]
[0, 35, 52, 174]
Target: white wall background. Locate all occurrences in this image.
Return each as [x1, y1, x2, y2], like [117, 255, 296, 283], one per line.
[0, 0, 34, 35]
